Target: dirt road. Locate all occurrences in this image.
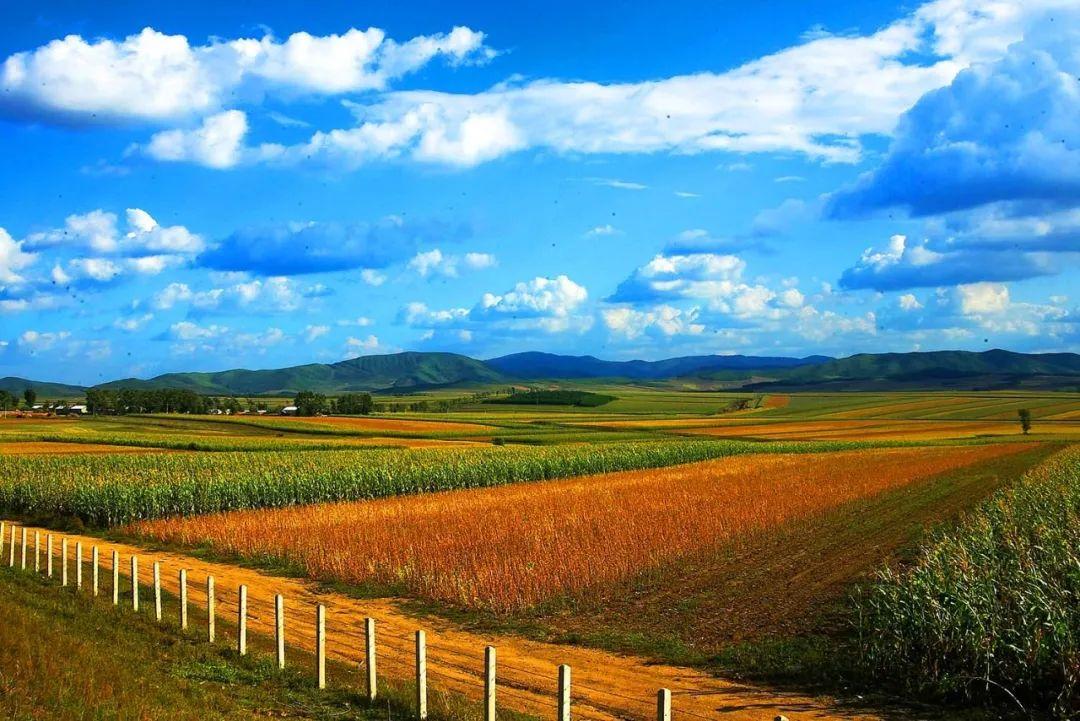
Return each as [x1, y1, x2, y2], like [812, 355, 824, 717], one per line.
[3, 523, 884, 721]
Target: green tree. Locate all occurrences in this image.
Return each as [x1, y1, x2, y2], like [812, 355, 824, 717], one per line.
[22, 387, 37, 409]
[1018, 408, 1032, 435]
[0, 390, 16, 411]
[336, 392, 374, 415]
[293, 390, 328, 416]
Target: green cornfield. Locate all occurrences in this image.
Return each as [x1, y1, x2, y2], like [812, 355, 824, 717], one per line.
[854, 445, 1080, 717]
[4, 438, 861, 527]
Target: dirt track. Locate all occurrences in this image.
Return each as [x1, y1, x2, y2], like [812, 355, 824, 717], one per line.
[5, 524, 884, 721]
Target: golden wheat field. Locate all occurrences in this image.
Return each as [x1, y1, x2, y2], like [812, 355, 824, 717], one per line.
[132, 443, 1027, 612]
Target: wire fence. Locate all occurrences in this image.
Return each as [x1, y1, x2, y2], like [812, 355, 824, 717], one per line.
[0, 521, 760, 721]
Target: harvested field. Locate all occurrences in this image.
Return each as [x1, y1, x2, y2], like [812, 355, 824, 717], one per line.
[680, 419, 1080, 441]
[133, 443, 1028, 612]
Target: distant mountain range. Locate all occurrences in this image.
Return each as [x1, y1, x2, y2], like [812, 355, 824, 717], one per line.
[8, 349, 1080, 397]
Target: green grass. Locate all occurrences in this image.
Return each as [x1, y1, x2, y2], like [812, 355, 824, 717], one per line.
[485, 389, 616, 407]
[0, 564, 509, 721]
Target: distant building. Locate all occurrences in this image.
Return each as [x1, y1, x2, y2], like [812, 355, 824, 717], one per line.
[280, 405, 298, 415]
[68, 404, 89, 415]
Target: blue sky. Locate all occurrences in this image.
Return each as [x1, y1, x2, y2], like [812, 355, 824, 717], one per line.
[1, 0, 1078, 384]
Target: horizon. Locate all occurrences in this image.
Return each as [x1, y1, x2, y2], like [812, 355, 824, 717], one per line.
[5, 345, 1078, 388]
[1, 0, 1078, 386]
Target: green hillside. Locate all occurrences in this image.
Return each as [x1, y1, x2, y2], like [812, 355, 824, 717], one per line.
[739, 350, 1080, 390]
[0, 376, 86, 398]
[96, 352, 506, 395]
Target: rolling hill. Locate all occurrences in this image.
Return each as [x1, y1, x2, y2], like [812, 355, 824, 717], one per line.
[485, 351, 830, 379]
[96, 352, 505, 395]
[6, 349, 1080, 397]
[0, 376, 87, 397]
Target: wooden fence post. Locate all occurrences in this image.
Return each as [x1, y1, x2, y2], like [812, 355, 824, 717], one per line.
[179, 569, 188, 630]
[485, 646, 497, 721]
[8, 524, 14, 567]
[33, 531, 40, 572]
[415, 630, 427, 720]
[237, 585, 248, 656]
[46, 534, 53, 578]
[365, 617, 377, 701]
[0, 522, 5, 560]
[153, 562, 162, 622]
[112, 551, 119, 605]
[316, 604, 326, 690]
[275, 594, 285, 670]
[131, 555, 139, 611]
[75, 542, 83, 589]
[61, 538, 68, 586]
[92, 547, 99, 596]
[20, 527, 27, 570]
[657, 689, 671, 721]
[557, 665, 571, 721]
[206, 576, 215, 643]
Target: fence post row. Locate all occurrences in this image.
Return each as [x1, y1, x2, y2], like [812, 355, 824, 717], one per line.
[154, 562, 162, 622]
[316, 604, 326, 690]
[237, 584, 248, 656]
[275, 594, 285, 670]
[485, 646, 497, 721]
[179, 569, 188, 630]
[365, 617, 377, 701]
[112, 551, 119, 605]
[207, 576, 215, 643]
[131, 556, 139, 611]
[657, 688, 671, 721]
[415, 630, 427, 721]
[558, 664, 571, 721]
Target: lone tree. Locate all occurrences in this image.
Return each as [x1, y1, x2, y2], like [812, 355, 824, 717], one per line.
[1018, 408, 1032, 435]
[23, 387, 36, 409]
[293, 390, 328, 416]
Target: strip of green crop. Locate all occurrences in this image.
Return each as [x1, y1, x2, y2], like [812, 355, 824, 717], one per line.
[3, 438, 920, 527]
[853, 444, 1079, 717]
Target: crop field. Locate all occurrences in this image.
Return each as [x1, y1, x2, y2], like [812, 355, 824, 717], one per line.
[131, 443, 1028, 612]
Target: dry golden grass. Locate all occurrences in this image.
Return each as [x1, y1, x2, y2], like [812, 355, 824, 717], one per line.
[681, 419, 1080, 441]
[133, 444, 1025, 612]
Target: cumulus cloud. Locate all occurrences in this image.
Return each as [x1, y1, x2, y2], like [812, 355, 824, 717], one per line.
[839, 233, 1057, 291]
[407, 248, 496, 277]
[152, 276, 326, 312]
[828, 10, 1080, 218]
[144, 0, 1074, 170]
[0, 228, 36, 285]
[1, 26, 494, 124]
[143, 110, 253, 169]
[476, 275, 588, 322]
[199, 216, 469, 275]
[602, 305, 705, 340]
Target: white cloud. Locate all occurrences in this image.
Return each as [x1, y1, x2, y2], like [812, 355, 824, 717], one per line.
[401, 301, 469, 326]
[603, 305, 705, 339]
[344, 334, 382, 356]
[1, 26, 494, 124]
[360, 269, 386, 286]
[152, 276, 319, 312]
[0, 228, 36, 284]
[143, 110, 253, 169]
[336, 316, 373, 327]
[304, 324, 330, 342]
[407, 248, 497, 277]
[957, 282, 1010, 315]
[898, 293, 923, 311]
[674, 191, 700, 198]
[18, 329, 70, 351]
[585, 224, 620, 237]
[113, 313, 154, 332]
[479, 275, 587, 319]
[171, 0, 1073, 171]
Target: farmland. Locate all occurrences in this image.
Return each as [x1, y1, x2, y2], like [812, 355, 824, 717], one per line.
[1, 388, 1078, 719]
[131, 444, 1031, 612]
